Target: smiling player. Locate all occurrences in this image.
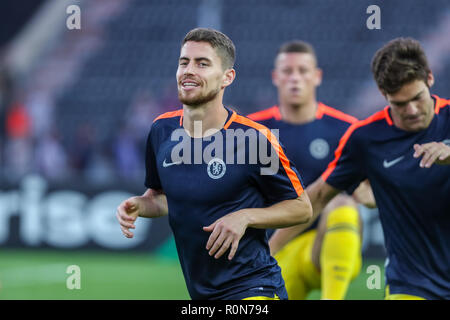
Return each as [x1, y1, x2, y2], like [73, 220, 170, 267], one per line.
[116, 28, 312, 300]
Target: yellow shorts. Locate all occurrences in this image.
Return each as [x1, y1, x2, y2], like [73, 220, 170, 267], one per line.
[385, 285, 426, 300]
[274, 230, 321, 300]
[274, 230, 361, 300]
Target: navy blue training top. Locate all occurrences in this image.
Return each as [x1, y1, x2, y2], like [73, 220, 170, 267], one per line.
[323, 95, 450, 300]
[145, 107, 305, 300]
[248, 103, 357, 232]
[248, 103, 357, 186]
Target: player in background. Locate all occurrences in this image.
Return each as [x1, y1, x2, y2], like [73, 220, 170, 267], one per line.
[248, 41, 375, 300]
[271, 37, 450, 300]
[116, 28, 313, 300]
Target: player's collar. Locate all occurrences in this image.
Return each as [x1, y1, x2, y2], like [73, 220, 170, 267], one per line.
[179, 106, 237, 130]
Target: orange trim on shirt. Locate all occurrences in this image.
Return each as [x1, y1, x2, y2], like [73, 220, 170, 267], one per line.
[247, 106, 282, 121]
[224, 111, 237, 129]
[154, 108, 238, 129]
[315, 103, 358, 123]
[232, 114, 304, 197]
[321, 109, 388, 182]
[433, 95, 450, 114]
[153, 109, 184, 124]
[383, 106, 393, 126]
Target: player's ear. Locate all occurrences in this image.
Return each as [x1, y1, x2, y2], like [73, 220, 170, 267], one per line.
[426, 72, 434, 88]
[272, 69, 279, 87]
[314, 68, 323, 86]
[222, 68, 236, 88]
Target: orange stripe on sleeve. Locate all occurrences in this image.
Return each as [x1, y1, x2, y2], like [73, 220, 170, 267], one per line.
[247, 106, 282, 121]
[232, 115, 304, 196]
[433, 95, 450, 114]
[316, 103, 358, 123]
[322, 109, 388, 182]
[153, 109, 183, 123]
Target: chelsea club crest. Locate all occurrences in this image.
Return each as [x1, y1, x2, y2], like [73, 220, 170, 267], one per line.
[309, 138, 330, 160]
[207, 158, 226, 179]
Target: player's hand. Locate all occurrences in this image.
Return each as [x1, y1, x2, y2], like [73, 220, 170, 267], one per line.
[116, 197, 140, 238]
[203, 210, 249, 260]
[413, 142, 450, 168]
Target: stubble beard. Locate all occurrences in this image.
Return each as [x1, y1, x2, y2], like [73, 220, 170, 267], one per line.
[178, 86, 221, 108]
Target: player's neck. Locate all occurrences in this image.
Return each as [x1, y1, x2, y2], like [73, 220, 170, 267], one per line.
[279, 100, 318, 125]
[182, 100, 229, 138]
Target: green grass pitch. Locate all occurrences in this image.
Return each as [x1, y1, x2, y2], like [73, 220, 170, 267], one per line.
[0, 248, 385, 300]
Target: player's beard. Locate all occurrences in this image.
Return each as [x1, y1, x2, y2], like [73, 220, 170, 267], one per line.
[178, 86, 221, 107]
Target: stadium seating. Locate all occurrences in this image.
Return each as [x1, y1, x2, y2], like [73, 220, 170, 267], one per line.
[50, 0, 450, 181]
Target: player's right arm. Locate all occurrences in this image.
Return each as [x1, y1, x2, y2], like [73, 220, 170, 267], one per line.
[116, 188, 168, 238]
[269, 178, 341, 255]
[352, 179, 376, 208]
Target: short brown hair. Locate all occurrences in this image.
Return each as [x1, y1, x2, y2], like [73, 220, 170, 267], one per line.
[371, 38, 431, 94]
[275, 40, 317, 66]
[277, 40, 316, 57]
[182, 28, 236, 70]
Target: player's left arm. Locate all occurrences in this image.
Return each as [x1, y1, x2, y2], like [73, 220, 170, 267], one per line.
[413, 141, 450, 167]
[203, 191, 312, 260]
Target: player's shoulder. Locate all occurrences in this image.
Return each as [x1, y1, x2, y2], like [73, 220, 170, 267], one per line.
[316, 102, 358, 124]
[336, 108, 391, 149]
[148, 109, 183, 143]
[153, 109, 183, 124]
[230, 111, 274, 133]
[227, 111, 283, 146]
[433, 95, 450, 114]
[247, 106, 281, 123]
[151, 109, 183, 130]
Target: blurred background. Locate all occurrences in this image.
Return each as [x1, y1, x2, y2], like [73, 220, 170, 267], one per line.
[0, 0, 449, 299]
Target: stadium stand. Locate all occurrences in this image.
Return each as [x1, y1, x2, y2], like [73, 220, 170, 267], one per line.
[1, 0, 449, 183]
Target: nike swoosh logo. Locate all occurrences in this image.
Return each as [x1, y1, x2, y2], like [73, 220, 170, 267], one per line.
[383, 156, 404, 168]
[162, 159, 182, 167]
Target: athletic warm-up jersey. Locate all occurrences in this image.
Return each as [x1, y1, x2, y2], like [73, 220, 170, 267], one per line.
[248, 103, 357, 186]
[322, 95, 450, 300]
[145, 107, 305, 300]
[248, 103, 357, 231]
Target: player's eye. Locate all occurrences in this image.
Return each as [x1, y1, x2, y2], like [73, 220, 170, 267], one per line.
[299, 68, 309, 74]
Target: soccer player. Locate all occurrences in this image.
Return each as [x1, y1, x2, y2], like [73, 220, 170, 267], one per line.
[271, 38, 450, 300]
[248, 41, 372, 300]
[116, 28, 313, 300]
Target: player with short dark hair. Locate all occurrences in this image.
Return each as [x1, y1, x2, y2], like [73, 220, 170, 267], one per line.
[182, 27, 236, 71]
[249, 40, 373, 300]
[116, 28, 313, 300]
[271, 37, 450, 300]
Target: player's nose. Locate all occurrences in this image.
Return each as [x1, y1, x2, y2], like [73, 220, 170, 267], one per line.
[289, 70, 302, 82]
[405, 102, 420, 115]
[182, 61, 196, 76]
